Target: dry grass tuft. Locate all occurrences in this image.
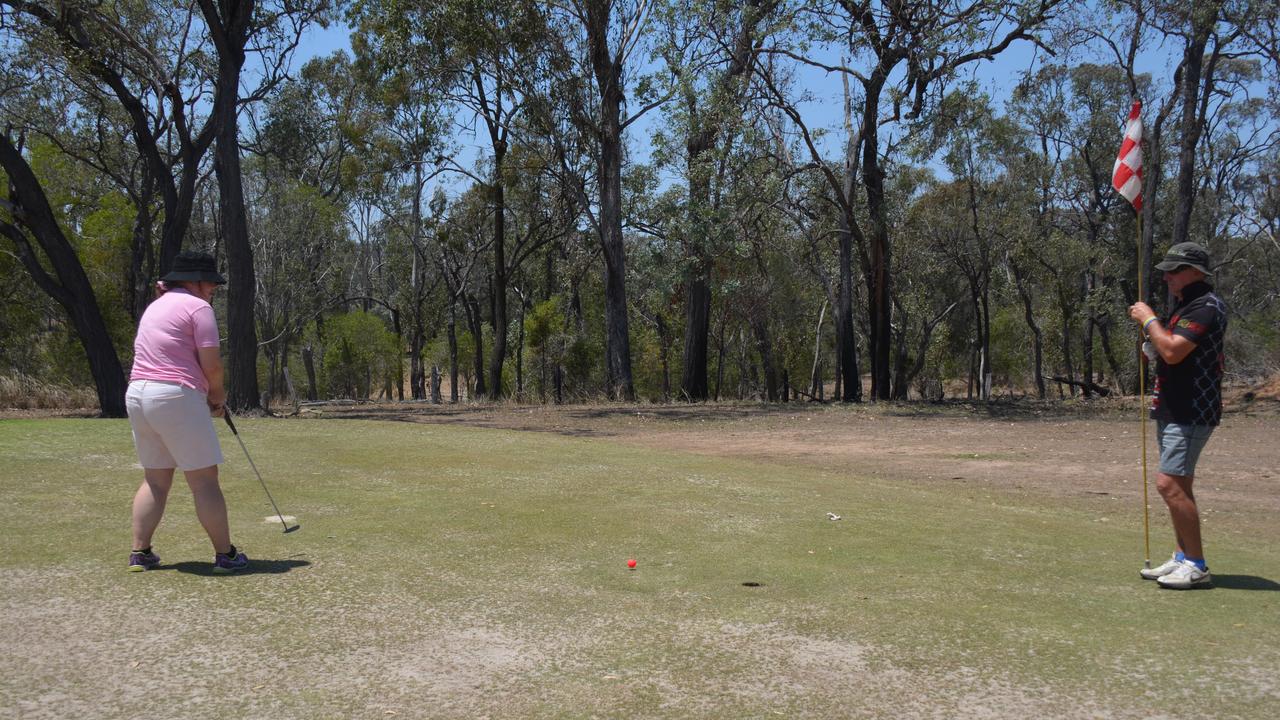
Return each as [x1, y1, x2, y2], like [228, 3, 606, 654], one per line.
[0, 373, 97, 410]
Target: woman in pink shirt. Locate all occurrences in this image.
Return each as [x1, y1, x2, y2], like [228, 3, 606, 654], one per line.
[125, 251, 248, 574]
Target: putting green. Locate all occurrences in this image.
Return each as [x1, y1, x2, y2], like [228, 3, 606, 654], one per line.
[0, 416, 1276, 718]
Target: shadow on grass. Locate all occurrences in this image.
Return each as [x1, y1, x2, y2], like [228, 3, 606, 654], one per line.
[1212, 574, 1280, 591]
[163, 558, 310, 577]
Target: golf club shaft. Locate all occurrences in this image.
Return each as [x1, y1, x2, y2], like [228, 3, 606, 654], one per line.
[223, 413, 291, 532]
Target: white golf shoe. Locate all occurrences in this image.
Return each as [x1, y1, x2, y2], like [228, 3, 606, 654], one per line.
[1156, 560, 1213, 590]
[1140, 555, 1182, 581]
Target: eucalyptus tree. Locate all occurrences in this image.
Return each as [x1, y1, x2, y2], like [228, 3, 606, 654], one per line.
[1, 0, 331, 412]
[195, 0, 333, 410]
[435, 183, 499, 398]
[758, 0, 1062, 401]
[243, 160, 347, 402]
[250, 53, 368, 400]
[1089, 0, 1280, 303]
[350, 0, 551, 399]
[649, 0, 779, 401]
[727, 133, 789, 401]
[917, 88, 1024, 399]
[339, 43, 449, 400]
[752, 49, 865, 401]
[0, 0, 218, 415]
[0, 134, 131, 415]
[0, 54, 155, 324]
[893, 187, 962, 400]
[0, 1, 219, 279]
[533, 0, 676, 401]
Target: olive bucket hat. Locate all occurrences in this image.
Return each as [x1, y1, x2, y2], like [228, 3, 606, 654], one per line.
[1154, 242, 1212, 277]
[160, 250, 227, 284]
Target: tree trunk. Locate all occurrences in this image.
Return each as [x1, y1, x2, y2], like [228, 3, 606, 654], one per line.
[677, 3, 767, 401]
[488, 142, 508, 399]
[1097, 316, 1123, 391]
[891, 303, 910, 400]
[810, 301, 826, 399]
[1083, 314, 1096, 398]
[202, 0, 260, 412]
[447, 300, 459, 402]
[658, 312, 671, 401]
[750, 311, 779, 402]
[681, 271, 712, 400]
[0, 134, 127, 417]
[302, 344, 318, 401]
[409, 171, 426, 401]
[861, 72, 892, 401]
[901, 302, 957, 399]
[516, 290, 527, 401]
[980, 278, 992, 401]
[1012, 263, 1046, 399]
[714, 318, 726, 401]
[835, 222, 860, 402]
[681, 126, 713, 402]
[464, 294, 486, 398]
[1057, 284, 1076, 397]
[1169, 4, 1217, 247]
[585, 1, 634, 401]
[127, 168, 157, 322]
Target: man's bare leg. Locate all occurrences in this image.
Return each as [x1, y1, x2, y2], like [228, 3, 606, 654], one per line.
[1156, 471, 1202, 559]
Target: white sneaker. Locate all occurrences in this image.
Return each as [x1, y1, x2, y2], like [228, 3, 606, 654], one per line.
[1140, 555, 1181, 580]
[1157, 560, 1213, 589]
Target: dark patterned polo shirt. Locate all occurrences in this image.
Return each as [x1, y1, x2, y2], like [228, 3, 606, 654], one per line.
[1151, 281, 1227, 426]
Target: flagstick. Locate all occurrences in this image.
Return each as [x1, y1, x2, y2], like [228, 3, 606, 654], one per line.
[1138, 213, 1151, 570]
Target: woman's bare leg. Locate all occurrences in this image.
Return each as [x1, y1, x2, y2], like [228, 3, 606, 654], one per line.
[184, 465, 232, 554]
[132, 468, 175, 550]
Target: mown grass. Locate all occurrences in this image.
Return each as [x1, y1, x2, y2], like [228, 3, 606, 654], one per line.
[0, 417, 1276, 719]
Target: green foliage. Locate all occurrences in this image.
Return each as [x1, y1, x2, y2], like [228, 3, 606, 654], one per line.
[313, 311, 401, 399]
[524, 296, 560, 352]
[629, 318, 669, 402]
[989, 305, 1031, 386]
[1229, 307, 1280, 381]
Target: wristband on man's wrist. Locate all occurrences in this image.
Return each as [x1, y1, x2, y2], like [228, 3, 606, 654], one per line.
[1142, 317, 1157, 332]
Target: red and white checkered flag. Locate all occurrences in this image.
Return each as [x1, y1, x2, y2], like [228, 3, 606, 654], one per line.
[1112, 100, 1143, 210]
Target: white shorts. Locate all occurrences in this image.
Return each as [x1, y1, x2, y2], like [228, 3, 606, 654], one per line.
[126, 380, 224, 471]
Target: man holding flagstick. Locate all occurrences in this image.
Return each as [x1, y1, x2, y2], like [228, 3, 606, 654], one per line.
[1114, 99, 1227, 589]
[1128, 244, 1226, 589]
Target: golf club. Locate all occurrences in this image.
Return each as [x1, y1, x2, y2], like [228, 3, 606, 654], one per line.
[223, 411, 299, 534]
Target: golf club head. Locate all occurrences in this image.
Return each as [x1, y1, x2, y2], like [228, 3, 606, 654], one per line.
[283, 524, 301, 534]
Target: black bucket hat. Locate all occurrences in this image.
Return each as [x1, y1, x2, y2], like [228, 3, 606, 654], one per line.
[160, 250, 227, 284]
[1154, 242, 1212, 276]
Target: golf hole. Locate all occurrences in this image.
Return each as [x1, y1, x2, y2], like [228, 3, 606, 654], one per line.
[741, 581, 763, 587]
[265, 515, 298, 525]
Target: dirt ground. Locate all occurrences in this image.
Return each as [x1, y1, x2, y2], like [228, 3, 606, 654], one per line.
[306, 394, 1280, 522]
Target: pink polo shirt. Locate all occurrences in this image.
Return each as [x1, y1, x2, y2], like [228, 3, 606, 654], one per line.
[130, 289, 221, 394]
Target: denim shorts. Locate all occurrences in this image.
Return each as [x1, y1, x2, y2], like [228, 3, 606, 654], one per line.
[1156, 421, 1214, 477]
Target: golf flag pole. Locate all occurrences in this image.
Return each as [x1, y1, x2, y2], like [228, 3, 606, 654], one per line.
[1137, 212, 1150, 569]
[1113, 99, 1149, 568]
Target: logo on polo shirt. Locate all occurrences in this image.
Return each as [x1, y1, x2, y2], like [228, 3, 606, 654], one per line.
[1177, 319, 1205, 334]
